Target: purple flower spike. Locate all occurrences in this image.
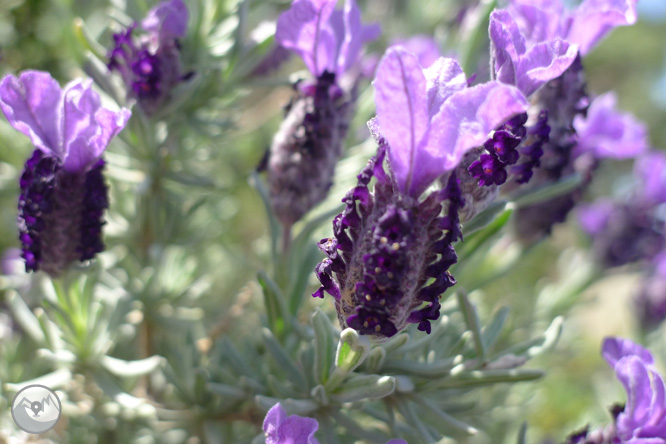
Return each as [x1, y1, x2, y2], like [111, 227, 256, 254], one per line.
[108, 0, 189, 115]
[602, 337, 666, 443]
[0, 71, 130, 276]
[490, 9, 578, 97]
[263, 403, 320, 444]
[374, 47, 529, 197]
[573, 92, 648, 160]
[276, 0, 380, 77]
[508, 0, 638, 56]
[635, 151, 666, 206]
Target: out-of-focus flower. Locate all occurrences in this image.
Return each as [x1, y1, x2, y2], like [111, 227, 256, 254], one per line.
[314, 47, 528, 338]
[263, 403, 320, 444]
[489, 9, 578, 98]
[392, 35, 441, 69]
[603, 337, 666, 442]
[265, 0, 380, 229]
[635, 150, 666, 206]
[564, 337, 666, 443]
[501, 0, 641, 242]
[108, 0, 189, 115]
[0, 71, 130, 277]
[262, 403, 407, 444]
[516, 89, 647, 243]
[573, 93, 648, 160]
[507, 0, 638, 56]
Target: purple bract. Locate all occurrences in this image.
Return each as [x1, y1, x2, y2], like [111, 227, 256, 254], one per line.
[602, 337, 666, 442]
[276, 0, 380, 77]
[0, 71, 130, 276]
[263, 403, 320, 444]
[507, 0, 638, 56]
[108, 0, 188, 115]
[489, 9, 578, 97]
[573, 92, 648, 160]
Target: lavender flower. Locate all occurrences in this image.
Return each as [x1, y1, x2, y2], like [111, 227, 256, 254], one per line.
[0, 71, 131, 277]
[263, 403, 320, 444]
[314, 47, 528, 338]
[108, 0, 189, 115]
[603, 337, 666, 443]
[564, 337, 666, 444]
[265, 0, 380, 229]
[262, 403, 407, 444]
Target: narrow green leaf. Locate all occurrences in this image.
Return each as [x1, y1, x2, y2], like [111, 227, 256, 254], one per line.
[456, 291, 487, 363]
[412, 395, 478, 436]
[426, 369, 544, 390]
[207, 382, 246, 399]
[509, 173, 582, 208]
[382, 357, 457, 377]
[261, 328, 305, 385]
[481, 306, 510, 351]
[462, 200, 508, 235]
[311, 308, 335, 384]
[6, 291, 45, 344]
[517, 422, 528, 444]
[330, 374, 395, 403]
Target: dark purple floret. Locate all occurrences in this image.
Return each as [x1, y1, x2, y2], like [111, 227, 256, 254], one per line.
[78, 160, 109, 261]
[512, 110, 550, 184]
[314, 146, 464, 338]
[18, 150, 58, 272]
[468, 113, 527, 187]
[266, 71, 352, 228]
[17, 149, 110, 277]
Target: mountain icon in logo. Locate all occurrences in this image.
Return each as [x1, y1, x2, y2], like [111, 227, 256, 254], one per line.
[11, 385, 61, 434]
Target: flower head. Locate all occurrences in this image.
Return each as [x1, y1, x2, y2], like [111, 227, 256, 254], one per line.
[108, 0, 189, 114]
[276, 0, 380, 77]
[314, 47, 528, 338]
[0, 71, 130, 276]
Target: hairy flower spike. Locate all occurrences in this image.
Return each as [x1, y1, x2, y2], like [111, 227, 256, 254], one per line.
[108, 0, 189, 115]
[267, 72, 352, 227]
[314, 48, 528, 338]
[266, 0, 379, 228]
[0, 71, 130, 276]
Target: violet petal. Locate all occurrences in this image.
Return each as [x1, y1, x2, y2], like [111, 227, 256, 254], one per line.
[0, 71, 64, 156]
